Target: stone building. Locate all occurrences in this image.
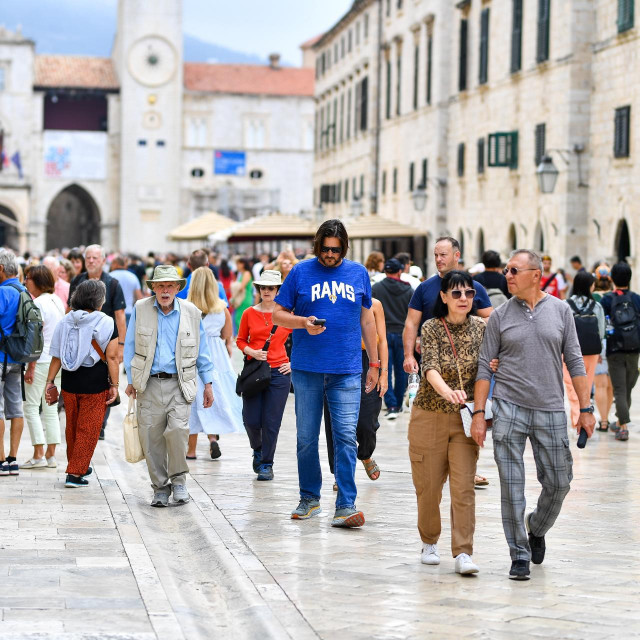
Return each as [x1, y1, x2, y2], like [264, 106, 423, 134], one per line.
[312, 0, 640, 276]
[0, 0, 314, 255]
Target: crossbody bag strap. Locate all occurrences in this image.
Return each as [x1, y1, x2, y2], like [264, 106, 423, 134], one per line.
[262, 323, 278, 351]
[541, 272, 557, 291]
[91, 338, 107, 363]
[440, 318, 464, 391]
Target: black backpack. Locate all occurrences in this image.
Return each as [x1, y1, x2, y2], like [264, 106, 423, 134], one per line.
[609, 291, 640, 353]
[567, 299, 601, 356]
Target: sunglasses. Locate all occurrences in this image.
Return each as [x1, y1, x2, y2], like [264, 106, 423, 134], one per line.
[321, 246, 342, 255]
[258, 285, 278, 291]
[449, 288, 476, 299]
[503, 267, 539, 276]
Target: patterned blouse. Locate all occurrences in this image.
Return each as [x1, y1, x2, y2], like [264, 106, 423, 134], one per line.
[414, 316, 486, 414]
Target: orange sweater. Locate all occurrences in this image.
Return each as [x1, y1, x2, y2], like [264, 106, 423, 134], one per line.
[236, 307, 292, 368]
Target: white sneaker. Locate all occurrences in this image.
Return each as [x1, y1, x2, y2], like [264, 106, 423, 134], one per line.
[421, 543, 440, 565]
[20, 458, 48, 469]
[46, 456, 57, 468]
[455, 553, 479, 575]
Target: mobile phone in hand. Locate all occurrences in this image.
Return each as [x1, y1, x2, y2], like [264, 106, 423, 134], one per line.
[312, 318, 326, 326]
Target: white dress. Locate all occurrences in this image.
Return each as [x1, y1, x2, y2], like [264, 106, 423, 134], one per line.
[189, 312, 244, 435]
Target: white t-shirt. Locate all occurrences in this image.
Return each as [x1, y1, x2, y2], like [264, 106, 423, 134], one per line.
[35, 293, 65, 363]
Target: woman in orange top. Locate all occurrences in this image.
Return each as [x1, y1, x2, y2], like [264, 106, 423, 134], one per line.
[236, 270, 292, 481]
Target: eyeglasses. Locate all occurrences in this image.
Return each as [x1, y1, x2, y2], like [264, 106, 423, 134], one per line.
[503, 267, 539, 276]
[449, 288, 476, 300]
[258, 286, 278, 291]
[320, 246, 342, 255]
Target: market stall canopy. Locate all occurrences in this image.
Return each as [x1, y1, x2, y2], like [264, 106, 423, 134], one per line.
[223, 213, 318, 241]
[344, 215, 426, 239]
[168, 212, 236, 241]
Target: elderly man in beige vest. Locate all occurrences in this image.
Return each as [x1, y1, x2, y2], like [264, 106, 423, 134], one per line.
[124, 265, 214, 507]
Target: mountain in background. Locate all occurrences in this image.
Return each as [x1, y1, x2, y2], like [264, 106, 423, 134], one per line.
[2, 2, 271, 65]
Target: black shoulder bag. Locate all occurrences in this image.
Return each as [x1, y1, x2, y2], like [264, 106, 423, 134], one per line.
[236, 324, 278, 398]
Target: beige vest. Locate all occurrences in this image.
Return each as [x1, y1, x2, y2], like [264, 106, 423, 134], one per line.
[129, 296, 202, 403]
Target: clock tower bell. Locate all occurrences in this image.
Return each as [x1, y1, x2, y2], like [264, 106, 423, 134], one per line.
[112, 0, 183, 253]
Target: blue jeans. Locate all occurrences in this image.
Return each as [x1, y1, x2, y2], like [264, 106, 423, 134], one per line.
[291, 370, 361, 509]
[384, 332, 408, 410]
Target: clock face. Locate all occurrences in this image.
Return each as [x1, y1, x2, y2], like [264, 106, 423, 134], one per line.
[142, 110, 162, 129]
[128, 36, 177, 87]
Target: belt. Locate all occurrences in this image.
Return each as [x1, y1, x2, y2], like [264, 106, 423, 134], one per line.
[150, 372, 176, 379]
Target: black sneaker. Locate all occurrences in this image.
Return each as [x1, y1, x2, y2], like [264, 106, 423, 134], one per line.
[526, 513, 546, 564]
[83, 467, 93, 477]
[257, 464, 274, 481]
[209, 439, 221, 459]
[65, 474, 89, 488]
[252, 449, 262, 473]
[509, 559, 531, 580]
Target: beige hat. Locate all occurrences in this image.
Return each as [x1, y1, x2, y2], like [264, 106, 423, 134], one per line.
[253, 269, 282, 287]
[146, 265, 187, 291]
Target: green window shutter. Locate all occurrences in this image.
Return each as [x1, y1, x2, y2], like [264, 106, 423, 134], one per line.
[477, 138, 485, 174]
[457, 143, 465, 177]
[535, 123, 546, 166]
[386, 60, 392, 119]
[479, 8, 490, 85]
[459, 19, 468, 91]
[360, 76, 369, 131]
[618, 0, 634, 32]
[396, 53, 402, 115]
[409, 162, 415, 191]
[511, 0, 523, 73]
[488, 132, 518, 168]
[413, 44, 419, 110]
[393, 167, 398, 193]
[508, 131, 518, 169]
[536, 0, 550, 63]
[421, 158, 428, 186]
[426, 34, 433, 104]
[345, 179, 349, 202]
[381, 170, 387, 195]
[614, 106, 631, 158]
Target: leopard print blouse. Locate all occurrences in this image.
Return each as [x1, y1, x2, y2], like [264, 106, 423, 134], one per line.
[414, 315, 486, 414]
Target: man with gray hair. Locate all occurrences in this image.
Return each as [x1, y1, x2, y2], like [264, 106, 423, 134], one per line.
[0, 249, 27, 476]
[471, 249, 595, 581]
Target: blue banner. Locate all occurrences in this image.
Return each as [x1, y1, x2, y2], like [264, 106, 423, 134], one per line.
[214, 150, 246, 176]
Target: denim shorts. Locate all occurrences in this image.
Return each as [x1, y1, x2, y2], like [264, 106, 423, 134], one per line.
[0, 363, 23, 420]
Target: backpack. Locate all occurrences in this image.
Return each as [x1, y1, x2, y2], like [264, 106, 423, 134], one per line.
[567, 299, 601, 356]
[486, 288, 508, 308]
[609, 291, 640, 353]
[0, 282, 44, 379]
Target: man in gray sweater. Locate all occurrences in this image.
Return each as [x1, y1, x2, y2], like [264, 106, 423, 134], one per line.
[471, 249, 595, 581]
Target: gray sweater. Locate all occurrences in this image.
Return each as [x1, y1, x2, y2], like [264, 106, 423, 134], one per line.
[477, 294, 586, 411]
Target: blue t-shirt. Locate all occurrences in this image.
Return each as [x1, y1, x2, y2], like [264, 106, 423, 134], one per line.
[275, 258, 372, 374]
[0, 278, 26, 364]
[409, 273, 492, 325]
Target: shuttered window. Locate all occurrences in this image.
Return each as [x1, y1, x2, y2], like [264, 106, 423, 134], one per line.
[536, 0, 551, 63]
[332, 99, 337, 146]
[346, 89, 352, 139]
[488, 131, 519, 169]
[382, 170, 387, 195]
[426, 34, 433, 104]
[386, 59, 392, 119]
[459, 19, 468, 91]
[396, 52, 402, 115]
[511, 0, 523, 73]
[339, 94, 344, 143]
[534, 123, 546, 166]
[409, 162, 415, 191]
[413, 44, 419, 110]
[421, 158, 428, 187]
[618, 0, 634, 32]
[393, 168, 398, 193]
[345, 179, 349, 202]
[477, 138, 485, 174]
[360, 76, 369, 131]
[457, 143, 465, 177]
[479, 8, 490, 85]
[614, 106, 631, 158]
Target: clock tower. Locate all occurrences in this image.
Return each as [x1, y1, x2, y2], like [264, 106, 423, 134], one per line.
[112, 0, 183, 253]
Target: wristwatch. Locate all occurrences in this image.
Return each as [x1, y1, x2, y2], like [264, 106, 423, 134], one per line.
[471, 409, 485, 416]
[579, 406, 595, 414]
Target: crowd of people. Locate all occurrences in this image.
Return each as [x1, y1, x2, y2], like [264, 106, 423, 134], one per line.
[0, 221, 637, 581]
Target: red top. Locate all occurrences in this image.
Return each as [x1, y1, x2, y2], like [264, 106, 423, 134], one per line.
[236, 307, 292, 368]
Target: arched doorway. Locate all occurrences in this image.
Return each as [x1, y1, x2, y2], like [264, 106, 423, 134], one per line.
[534, 222, 545, 253]
[46, 184, 100, 250]
[477, 229, 485, 262]
[615, 218, 631, 263]
[0, 205, 19, 250]
[507, 224, 517, 252]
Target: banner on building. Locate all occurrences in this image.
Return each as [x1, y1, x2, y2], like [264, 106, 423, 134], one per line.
[43, 131, 107, 180]
[214, 150, 246, 176]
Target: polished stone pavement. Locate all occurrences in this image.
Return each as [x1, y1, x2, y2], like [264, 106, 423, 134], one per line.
[2, 378, 640, 639]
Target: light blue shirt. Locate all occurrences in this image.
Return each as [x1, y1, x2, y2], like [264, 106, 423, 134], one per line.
[110, 268, 141, 315]
[124, 297, 214, 386]
[176, 273, 228, 306]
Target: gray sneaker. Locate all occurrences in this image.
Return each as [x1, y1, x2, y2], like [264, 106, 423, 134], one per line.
[331, 507, 365, 528]
[291, 498, 321, 519]
[172, 484, 190, 504]
[150, 490, 170, 507]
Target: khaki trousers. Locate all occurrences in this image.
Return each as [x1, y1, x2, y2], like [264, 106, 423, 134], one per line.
[137, 376, 191, 491]
[408, 406, 479, 557]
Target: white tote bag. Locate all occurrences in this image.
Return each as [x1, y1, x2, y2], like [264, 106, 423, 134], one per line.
[123, 397, 145, 463]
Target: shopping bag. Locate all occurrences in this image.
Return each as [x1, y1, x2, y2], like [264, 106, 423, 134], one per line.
[123, 397, 145, 463]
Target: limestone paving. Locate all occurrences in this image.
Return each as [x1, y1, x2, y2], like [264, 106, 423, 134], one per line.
[2, 379, 640, 639]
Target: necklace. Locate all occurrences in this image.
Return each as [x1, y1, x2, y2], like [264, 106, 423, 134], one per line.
[257, 306, 270, 326]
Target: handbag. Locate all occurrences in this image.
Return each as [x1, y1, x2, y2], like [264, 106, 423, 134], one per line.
[440, 319, 492, 437]
[235, 324, 278, 398]
[123, 396, 145, 463]
[91, 338, 121, 407]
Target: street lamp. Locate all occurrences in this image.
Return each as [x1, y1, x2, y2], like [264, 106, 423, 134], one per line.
[411, 184, 427, 212]
[536, 155, 559, 194]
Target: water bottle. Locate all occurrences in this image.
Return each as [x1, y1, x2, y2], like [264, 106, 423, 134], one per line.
[605, 315, 614, 336]
[408, 373, 420, 408]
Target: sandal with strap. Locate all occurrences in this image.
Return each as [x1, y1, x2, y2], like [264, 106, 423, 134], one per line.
[596, 420, 609, 432]
[474, 474, 489, 487]
[362, 458, 380, 481]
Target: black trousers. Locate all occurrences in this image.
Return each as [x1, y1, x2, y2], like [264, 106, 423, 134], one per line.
[608, 351, 640, 426]
[242, 368, 291, 465]
[324, 351, 382, 474]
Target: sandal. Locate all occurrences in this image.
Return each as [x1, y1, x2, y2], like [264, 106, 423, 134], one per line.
[362, 458, 380, 481]
[186, 455, 196, 460]
[596, 420, 609, 432]
[474, 474, 489, 487]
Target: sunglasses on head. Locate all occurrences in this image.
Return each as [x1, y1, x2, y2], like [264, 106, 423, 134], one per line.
[321, 246, 342, 254]
[503, 267, 538, 276]
[448, 288, 476, 299]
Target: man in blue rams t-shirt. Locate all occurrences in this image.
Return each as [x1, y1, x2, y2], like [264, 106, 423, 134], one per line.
[274, 219, 379, 528]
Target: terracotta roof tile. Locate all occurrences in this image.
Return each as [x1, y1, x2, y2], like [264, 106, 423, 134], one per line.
[34, 55, 119, 90]
[184, 63, 314, 97]
[300, 34, 324, 49]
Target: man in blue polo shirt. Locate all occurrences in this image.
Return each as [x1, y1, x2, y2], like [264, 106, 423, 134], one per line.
[176, 249, 228, 305]
[273, 219, 379, 528]
[0, 249, 27, 476]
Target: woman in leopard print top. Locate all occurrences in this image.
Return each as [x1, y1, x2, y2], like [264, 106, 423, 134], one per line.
[408, 270, 485, 575]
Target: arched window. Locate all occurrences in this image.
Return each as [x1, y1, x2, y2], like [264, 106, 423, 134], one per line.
[615, 218, 631, 262]
[534, 222, 545, 252]
[477, 229, 485, 261]
[508, 224, 517, 252]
